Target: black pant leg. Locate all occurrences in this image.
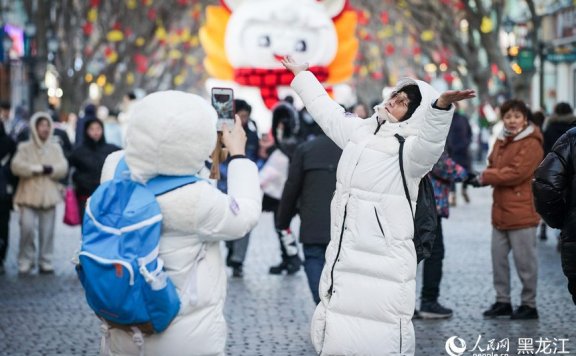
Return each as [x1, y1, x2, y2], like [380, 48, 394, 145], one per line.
[421, 217, 445, 302]
[0, 200, 11, 264]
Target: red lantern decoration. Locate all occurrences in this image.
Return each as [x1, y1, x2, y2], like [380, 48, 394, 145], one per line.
[134, 54, 149, 74]
[491, 64, 499, 75]
[413, 46, 421, 56]
[384, 43, 395, 56]
[443, 73, 454, 84]
[90, 0, 100, 7]
[380, 11, 389, 25]
[147, 8, 157, 20]
[82, 22, 93, 36]
[357, 10, 369, 25]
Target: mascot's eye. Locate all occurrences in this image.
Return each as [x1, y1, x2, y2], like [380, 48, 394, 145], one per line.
[258, 35, 271, 47]
[295, 40, 307, 52]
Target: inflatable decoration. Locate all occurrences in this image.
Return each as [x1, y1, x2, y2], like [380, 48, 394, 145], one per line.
[200, 0, 358, 132]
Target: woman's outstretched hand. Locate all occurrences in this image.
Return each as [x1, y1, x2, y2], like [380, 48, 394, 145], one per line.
[437, 89, 476, 109]
[281, 56, 309, 76]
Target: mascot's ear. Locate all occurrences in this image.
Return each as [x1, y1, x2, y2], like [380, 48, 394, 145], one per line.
[316, 0, 347, 18]
[220, 0, 251, 12]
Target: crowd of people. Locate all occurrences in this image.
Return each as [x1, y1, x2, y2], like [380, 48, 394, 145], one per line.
[0, 58, 575, 355]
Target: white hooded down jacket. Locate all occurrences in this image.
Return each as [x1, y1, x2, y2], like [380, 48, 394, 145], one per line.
[98, 91, 262, 356]
[291, 72, 454, 355]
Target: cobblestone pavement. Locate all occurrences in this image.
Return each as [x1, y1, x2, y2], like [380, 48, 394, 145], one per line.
[1, 185, 575, 356]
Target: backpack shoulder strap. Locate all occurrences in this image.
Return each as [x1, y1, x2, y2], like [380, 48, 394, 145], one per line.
[146, 175, 204, 196]
[394, 133, 415, 219]
[114, 157, 202, 195]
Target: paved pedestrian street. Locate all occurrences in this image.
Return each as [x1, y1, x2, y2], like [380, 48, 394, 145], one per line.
[1, 185, 575, 355]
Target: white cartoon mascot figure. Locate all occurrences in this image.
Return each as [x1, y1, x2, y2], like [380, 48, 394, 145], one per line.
[200, 0, 358, 132]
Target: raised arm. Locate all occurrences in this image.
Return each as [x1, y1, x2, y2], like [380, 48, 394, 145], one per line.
[404, 90, 475, 178]
[284, 56, 362, 149]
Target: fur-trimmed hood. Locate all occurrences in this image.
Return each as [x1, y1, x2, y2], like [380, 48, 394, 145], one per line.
[124, 91, 217, 182]
[547, 113, 576, 125]
[29, 112, 54, 147]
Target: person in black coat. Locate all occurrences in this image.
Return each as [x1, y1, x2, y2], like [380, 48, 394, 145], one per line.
[74, 103, 98, 147]
[533, 127, 576, 305]
[276, 123, 342, 303]
[0, 124, 16, 274]
[68, 118, 120, 219]
[543, 102, 575, 155]
[446, 108, 472, 204]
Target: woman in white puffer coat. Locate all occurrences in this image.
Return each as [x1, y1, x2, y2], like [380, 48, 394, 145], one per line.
[282, 57, 475, 355]
[98, 91, 262, 355]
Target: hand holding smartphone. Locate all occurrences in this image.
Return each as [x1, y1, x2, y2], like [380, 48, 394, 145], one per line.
[211, 87, 235, 131]
[221, 115, 247, 156]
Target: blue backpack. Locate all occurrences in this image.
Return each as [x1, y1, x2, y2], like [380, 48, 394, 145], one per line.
[76, 157, 202, 333]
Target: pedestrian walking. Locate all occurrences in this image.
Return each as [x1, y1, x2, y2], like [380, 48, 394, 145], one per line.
[68, 118, 120, 220]
[75, 103, 98, 147]
[446, 105, 472, 205]
[282, 55, 475, 355]
[470, 99, 544, 320]
[0, 123, 16, 275]
[543, 102, 575, 155]
[218, 99, 261, 278]
[533, 127, 576, 305]
[260, 97, 303, 275]
[10, 112, 68, 274]
[95, 91, 261, 355]
[276, 121, 342, 304]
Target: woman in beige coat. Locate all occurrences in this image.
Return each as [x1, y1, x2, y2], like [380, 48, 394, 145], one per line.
[11, 112, 68, 274]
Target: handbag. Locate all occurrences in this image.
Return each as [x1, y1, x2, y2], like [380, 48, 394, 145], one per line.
[63, 172, 81, 226]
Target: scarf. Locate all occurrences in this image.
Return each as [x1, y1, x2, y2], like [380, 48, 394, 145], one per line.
[234, 66, 329, 109]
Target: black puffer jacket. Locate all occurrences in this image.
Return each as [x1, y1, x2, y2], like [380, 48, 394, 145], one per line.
[68, 118, 120, 196]
[533, 127, 576, 304]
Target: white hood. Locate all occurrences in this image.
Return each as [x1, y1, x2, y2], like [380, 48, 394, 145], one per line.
[125, 91, 217, 182]
[373, 77, 441, 127]
[396, 77, 440, 125]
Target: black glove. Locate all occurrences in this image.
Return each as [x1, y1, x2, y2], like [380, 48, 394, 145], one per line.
[465, 172, 482, 188]
[42, 165, 53, 175]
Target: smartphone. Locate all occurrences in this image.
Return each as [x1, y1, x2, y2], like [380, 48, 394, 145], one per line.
[211, 87, 235, 131]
